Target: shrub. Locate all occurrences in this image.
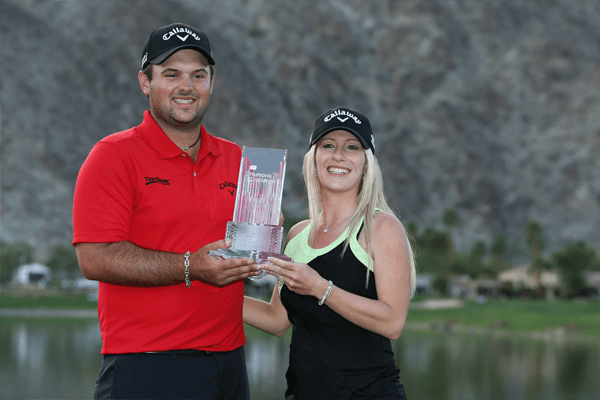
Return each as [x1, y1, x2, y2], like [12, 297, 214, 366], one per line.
[45, 244, 80, 281]
[0, 241, 33, 284]
[554, 241, 597, 298]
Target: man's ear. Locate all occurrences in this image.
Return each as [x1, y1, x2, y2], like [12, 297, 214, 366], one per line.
[139, 70, 150, 97]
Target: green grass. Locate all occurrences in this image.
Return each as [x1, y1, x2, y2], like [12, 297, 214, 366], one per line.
[2, 293, 598, 337]
[0, 293, 97, 309]
[407, 298, 600, 336]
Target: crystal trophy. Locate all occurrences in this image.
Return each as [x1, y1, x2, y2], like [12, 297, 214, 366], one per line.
[209, 146, 292, 279]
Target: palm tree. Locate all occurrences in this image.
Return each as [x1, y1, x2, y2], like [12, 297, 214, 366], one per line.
[491, 234, 507, 264]
[526, 220, 544, 295]
[489, 234, 508, 273]
[442, 208, 460, 271]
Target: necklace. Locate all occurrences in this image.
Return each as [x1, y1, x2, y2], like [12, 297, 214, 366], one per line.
[179, 133, 201, 150]
[322, 214, 353, 233]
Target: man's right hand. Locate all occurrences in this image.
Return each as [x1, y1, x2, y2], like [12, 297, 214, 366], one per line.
[192, 239, 259, 287]
[76, 240, 259, 288]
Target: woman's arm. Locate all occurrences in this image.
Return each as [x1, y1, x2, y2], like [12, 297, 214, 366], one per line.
[243, 285, 291, 337]
[242, 220, 309, 336]
[263, 213, 412, 340]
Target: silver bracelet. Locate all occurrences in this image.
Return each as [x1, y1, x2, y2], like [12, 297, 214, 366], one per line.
[318, 280, 333, 306]
[184, 251, 191, 288]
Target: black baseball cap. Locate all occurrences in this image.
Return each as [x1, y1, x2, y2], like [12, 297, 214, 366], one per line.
[310, 107, 376, 153]
[141, 23, 215, 70]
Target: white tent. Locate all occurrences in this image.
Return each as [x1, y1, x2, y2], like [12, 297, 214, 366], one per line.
[12, 263, 51, 288]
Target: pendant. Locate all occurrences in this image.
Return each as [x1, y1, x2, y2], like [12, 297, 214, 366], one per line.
[323, 225, 330, 233]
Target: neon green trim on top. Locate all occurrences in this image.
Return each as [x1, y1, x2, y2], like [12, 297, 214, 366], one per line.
[284, 216, 374, 272]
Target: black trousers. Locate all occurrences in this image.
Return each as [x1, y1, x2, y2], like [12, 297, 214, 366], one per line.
[94, 347, 250, 400]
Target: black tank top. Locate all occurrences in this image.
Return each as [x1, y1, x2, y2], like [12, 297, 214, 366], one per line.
[281, 222, 402, 399]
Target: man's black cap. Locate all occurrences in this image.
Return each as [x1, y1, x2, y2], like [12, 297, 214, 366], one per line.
[310, 107, 375, 153]
[141, 23, 215, 70]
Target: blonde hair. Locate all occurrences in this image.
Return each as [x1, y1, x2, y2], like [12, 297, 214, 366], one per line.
[302, 145, 417, 297]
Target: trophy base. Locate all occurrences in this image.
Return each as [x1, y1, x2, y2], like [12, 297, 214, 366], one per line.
[208, 221, 291, 280]
[208, 248, 292, 281]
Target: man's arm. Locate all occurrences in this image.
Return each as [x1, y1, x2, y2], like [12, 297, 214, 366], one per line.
[76, 239, 258, 287]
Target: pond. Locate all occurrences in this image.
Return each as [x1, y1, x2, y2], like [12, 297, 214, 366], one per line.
[1, 318, 598, 399]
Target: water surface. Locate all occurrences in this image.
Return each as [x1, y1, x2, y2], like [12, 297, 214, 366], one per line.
[1, 319, 598, 399]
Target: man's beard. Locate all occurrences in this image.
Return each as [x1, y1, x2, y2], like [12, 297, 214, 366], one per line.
[166, 106, 208, 130]
[152, 98, 210, 132]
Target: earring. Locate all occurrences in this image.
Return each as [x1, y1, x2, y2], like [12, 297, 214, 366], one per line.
[316, 172, 319, 177]
[361, 175, 364, 181]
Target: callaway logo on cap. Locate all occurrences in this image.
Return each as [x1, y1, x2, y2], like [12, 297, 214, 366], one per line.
[141, 23, 215, 70]
[310, 107, 376, 153]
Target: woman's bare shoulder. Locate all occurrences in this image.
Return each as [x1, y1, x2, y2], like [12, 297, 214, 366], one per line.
[371, 211, 407, 242]
[286, 219, 311, 242]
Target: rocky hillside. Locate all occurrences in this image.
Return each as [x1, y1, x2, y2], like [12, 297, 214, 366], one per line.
[1, 0, 599, 261]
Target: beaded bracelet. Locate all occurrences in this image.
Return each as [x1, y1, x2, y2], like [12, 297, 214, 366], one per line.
[318, 280, 333, 306]
[184, 251, 191, 288]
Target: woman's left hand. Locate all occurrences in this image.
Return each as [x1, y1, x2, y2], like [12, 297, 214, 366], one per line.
[261, 257, 328, 298]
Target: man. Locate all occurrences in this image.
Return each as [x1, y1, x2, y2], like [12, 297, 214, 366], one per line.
[73, 23, 259, 399]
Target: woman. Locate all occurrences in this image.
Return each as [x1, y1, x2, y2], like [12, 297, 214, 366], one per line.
[244, 107, 416, 399]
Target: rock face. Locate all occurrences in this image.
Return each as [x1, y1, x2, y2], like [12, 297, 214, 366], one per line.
[1, 0, 599, 261]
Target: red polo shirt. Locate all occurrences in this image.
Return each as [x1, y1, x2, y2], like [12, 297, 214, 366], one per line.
[73, 111, 244, 354]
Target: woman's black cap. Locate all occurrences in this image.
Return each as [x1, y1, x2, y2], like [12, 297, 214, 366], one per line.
[309, 107, 375, 153]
